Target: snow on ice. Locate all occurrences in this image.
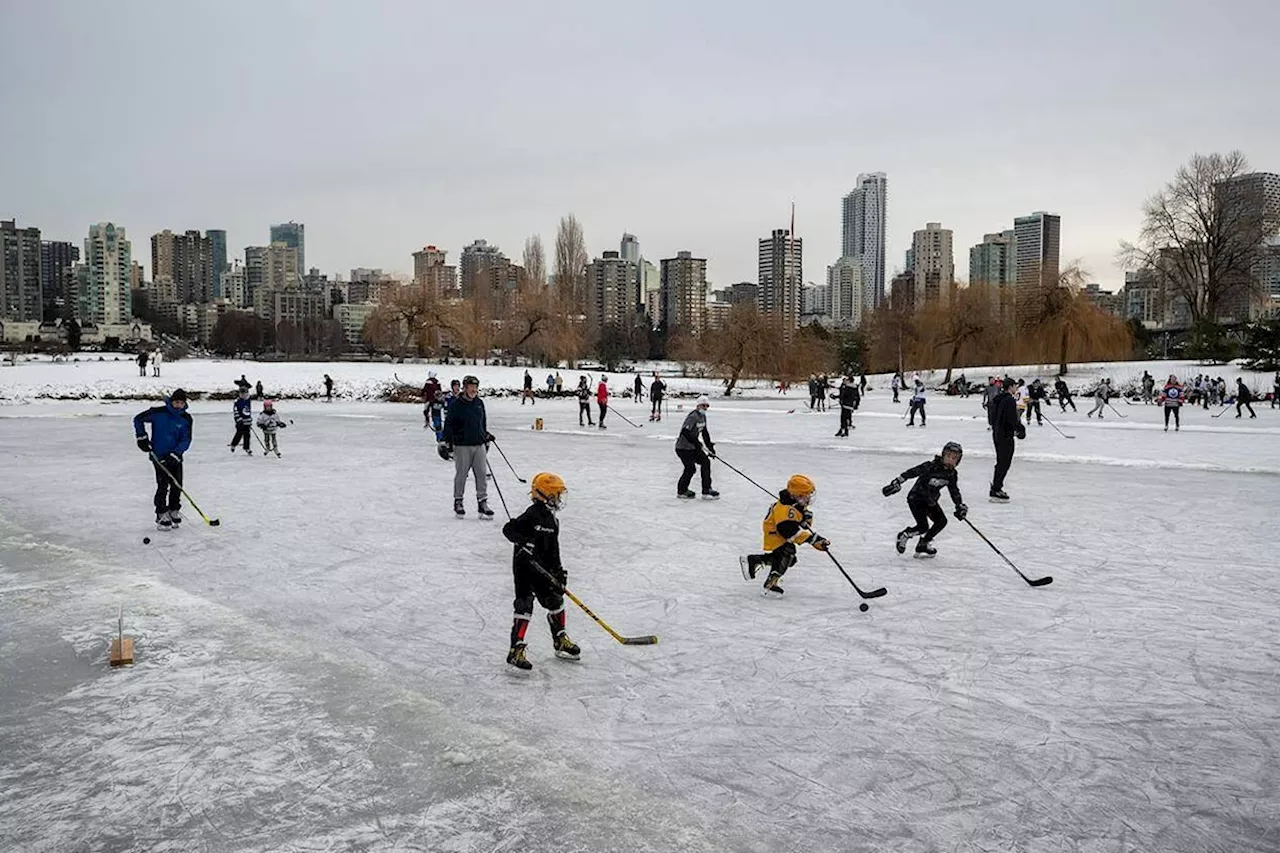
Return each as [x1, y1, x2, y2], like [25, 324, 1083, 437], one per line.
[1, 358, 1277, 851]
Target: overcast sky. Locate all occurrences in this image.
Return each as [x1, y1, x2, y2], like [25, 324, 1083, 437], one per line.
[2, 0, 1277, 290]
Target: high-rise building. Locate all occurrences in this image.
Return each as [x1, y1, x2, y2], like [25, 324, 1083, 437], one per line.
[82, 223, 133, 325]
[412, 245, 458, 296]
[40, 240, 79, 320]
[969, 231, 1016, 287]
[207, 229, 227, 299]
[244, 246, 267, 306]
[1014, 212, 1062, 325]
[911, 222, 955, 307]
[827, 257, 865, 326]
[889, 270, 915, 313]
[660, 251, 708, 332]
[223, 261, 247, 308]
[904, 248, 915, 274]
[151, 229, 214, 304]
[459, 239, 506, 299]
[757, 228, 803, 329]
[638, 258, 661, 320]
[620, 233, 640, 265]
[1218, 172, 1280, 242]
[842, 172, 888, 307]
[725, 282, 759, 305]
[585, 250, 638, 330]
[1, 220, 42, 322]
[802, 282, 831, 317]
[269, 222, 305, 271]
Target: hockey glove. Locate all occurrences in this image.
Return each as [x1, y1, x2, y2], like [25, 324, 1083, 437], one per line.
[167, 453, 182, 464]
[136, 436, 152, 453]
[954, 503, 968, 521]
[881, 477, 903, 497]
[706, 444, 716, 458]
[1016, 426, 1027, 440]
[810, 535, 830, 551]
[485, 432, 495, 444]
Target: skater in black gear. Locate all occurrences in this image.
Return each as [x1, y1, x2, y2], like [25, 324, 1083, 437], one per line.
[1236, 379, 1257, 418]
[254, 380, 264, 400]
[834, 376, 859, 436]
[1025, 379, 1046, 425]
[502, 472, 578, 670]
[522, 370, 534, 405]
[633, 373, 644, 403]
[136, 350, 148, 377]
[133, 389, 192, 529]
[882, 441, 966, 558]
[1053, 376, 1076, 412]
[234, 374, 251, 393]
[229, 388, 253, 454]
[675, 396, 716, 499]
[324, 373, 334, 402]
[575, 376, 594, 426]
[1272, 371, 1280, 409]
[989, 377, 1025, 501]
[649, 373, 666, 421]
[741, 474, 828, 596]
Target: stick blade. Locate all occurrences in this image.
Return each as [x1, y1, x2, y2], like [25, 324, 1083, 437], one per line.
[621, 635, 659, 645]
[1026, 575, 1054, 587]
[858, 587, 889, 599]
[208, 518, 221, 527]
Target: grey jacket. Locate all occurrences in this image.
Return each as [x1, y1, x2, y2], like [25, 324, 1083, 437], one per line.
[675, 409, 713, 452]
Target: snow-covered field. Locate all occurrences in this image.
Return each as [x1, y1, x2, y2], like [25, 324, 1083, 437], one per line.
[2, 363, 1279, 851]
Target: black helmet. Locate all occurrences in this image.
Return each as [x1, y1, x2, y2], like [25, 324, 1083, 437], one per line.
[941, 441, 963, 464]
[462, 375, 480, 387]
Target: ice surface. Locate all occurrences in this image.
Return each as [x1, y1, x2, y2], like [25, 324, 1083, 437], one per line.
[1, 369, 1278, 852]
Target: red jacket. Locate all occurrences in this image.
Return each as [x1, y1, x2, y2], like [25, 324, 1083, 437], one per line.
[596, 381, 608, 404]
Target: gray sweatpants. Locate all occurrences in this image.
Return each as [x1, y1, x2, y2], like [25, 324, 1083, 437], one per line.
[453, 444, 489, 503]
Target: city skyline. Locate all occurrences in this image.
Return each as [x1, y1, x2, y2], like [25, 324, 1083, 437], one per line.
[3, 2, 1279, 292]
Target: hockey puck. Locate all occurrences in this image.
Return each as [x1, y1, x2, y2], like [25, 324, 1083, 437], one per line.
[859, 603, 869, 612]
[142, 537, 151, 544]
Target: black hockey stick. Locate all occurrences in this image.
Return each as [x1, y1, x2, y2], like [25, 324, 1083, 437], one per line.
[1104, 400, 1129, 419]
[1040, 412, 1076, 439]
[715, 455, 774, 498]
[611, 407, 643, 428]
[964, 519, 1052, 587]
[826, 550, 887, 599]
[149, 452, 220, 526]
[1211, 403, 1232, 418]
[489, 438, 527, 483]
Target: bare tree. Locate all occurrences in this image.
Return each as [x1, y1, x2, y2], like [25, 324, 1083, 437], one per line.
[704, 305, 771, 395]
[1119, 151, 1279, 328]
[522, 235, 547, 288]
[553, 214, 589, 309]
[931, 286, 993, 383]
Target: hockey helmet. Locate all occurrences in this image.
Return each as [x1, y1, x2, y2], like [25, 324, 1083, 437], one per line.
[941, 441, 963, 467]
[263, 399, 275, 410]
[462, 375, 480, 387]
[531, 471, 568, 511]
[786, 474, 816, 505]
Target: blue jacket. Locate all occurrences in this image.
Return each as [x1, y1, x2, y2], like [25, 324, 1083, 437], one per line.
[445, 394, 488, 446]
[134, 398, 193, 458]
[233, 397, 253, 425]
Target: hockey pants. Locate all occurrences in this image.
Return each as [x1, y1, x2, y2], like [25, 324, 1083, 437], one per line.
[907, 499, 947, 543]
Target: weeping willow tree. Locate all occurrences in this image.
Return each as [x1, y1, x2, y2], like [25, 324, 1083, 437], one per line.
[1034, 263, 1135, 375]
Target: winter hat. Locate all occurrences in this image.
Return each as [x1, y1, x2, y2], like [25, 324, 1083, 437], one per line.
[696, 395, 710, 407]
[264, 399, 275, 408]
[170, 388, 188, 403]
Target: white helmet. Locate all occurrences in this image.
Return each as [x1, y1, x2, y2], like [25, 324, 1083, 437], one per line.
[428, 370, 437, 379]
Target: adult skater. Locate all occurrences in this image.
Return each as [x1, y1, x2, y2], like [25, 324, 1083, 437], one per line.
[891, 372, 902, 403]
[324, 373, 334, 401]
[1142, 371, 1155, 404]
[649, 373, 666, 421]
[554, 371, 563, 393]
[522, 370, 534, 405]
[575, 376, 594, 426]
[255, 380, 264, 400]
[235, 374, 251, 394]
[136, 350, 148, 377]
[989, 377, 1025, 502]
[1273, 371, 1280, 409]
[739, 474, 829, 597]
[133, 388, 192, 530]
[834, 376, 859, 437]
[983, 376, 1002, 428]
[907, 381, 927, 427]
[882, 441, 967, 559]
[1236, 379, 1257, 418]
[228, 387, 253, 455]
[1158, 375, 1185, 431]
[633, 372, 644, 403]
[675, 395, 717, 499]
[1025, 378, 1046, 425]
[1054, 376, 1076, 412]
[422, 371, 442, 428]
[1087, 379, 1110, 418]
[256, 399, 286, 457]
[596, 375, 609, 428]
[444, 375, 495, 518]
[151, 349, 162, 377]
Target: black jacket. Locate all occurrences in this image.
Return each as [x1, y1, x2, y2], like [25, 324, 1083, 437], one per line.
[444, 394, 488, 446]
[1054, 379, 1070, 398]
[650, 379, 666, 400]
[991, 390, 1025, 442]
[837, 385, 860, 409]
[899, 456, 963, 507]
[1237, 383, 1253, 402]
[503, 501, 562, 578]
[1029, 383, 1048, 401]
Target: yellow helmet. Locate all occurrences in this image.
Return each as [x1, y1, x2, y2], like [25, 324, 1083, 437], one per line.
[531, 472, 568, 509]
[786, 474, 816, 500]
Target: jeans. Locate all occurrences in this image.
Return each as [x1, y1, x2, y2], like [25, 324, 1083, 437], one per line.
[453, 444, 489, 503]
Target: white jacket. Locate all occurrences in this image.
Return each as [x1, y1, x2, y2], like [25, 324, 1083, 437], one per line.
[256, 411, 287, 433]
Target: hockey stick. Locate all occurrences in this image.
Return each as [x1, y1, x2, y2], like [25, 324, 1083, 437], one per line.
[1211, 403, 1232, 418]
[489, 463, 657, 645]
[612, 407, 644, 428]
[148, 452, 220, 526]
[963, 519, 1052, 587]
[489, 438, 527, 484]
[715, 456, 774, 498]
[1040, 412, 1076, 439]
[826, 550, 887, 599]
[1104, 401, 1129, 419]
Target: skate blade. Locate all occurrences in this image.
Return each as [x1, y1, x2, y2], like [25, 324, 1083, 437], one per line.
[504, 664, 532, 676]
[761, 587, 783, 598]
[739, 556, 752, 581]
[554, 650, 581, 662]
[988, 497, 1010, 503]
[477, 515, 495, 521]
[700, 494, 720, 500]
[913, 552, 935, 560]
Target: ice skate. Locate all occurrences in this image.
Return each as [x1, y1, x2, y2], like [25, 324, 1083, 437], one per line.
[740, 554, 762, 581]
[477, 500, 495, 519]
[914, 542, 937, 559]
[155, 511, 173, 531]
[454, 499, 466, 517]
[552, 633, 581, 661]
[168, 509, 182, 526]
[896, 529, 913, 555]
[762, 572, 784, 597]
[678, 490, 697, 500]
[701, 489, 720, 500]
[989, 489, 1010, 503]
[506, 644, 532, 671]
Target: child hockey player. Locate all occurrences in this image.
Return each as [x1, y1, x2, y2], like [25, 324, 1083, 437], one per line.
[422, 371, 442, 428]
[575, 376, 595, 426]
[229, 388, 253, 454]
[256, 399, 287, 457]
[882, 441, 967, 559]
[739, 474, 830, 597]
[133, 389, 192, 530]
[501, 471, 579, 670]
